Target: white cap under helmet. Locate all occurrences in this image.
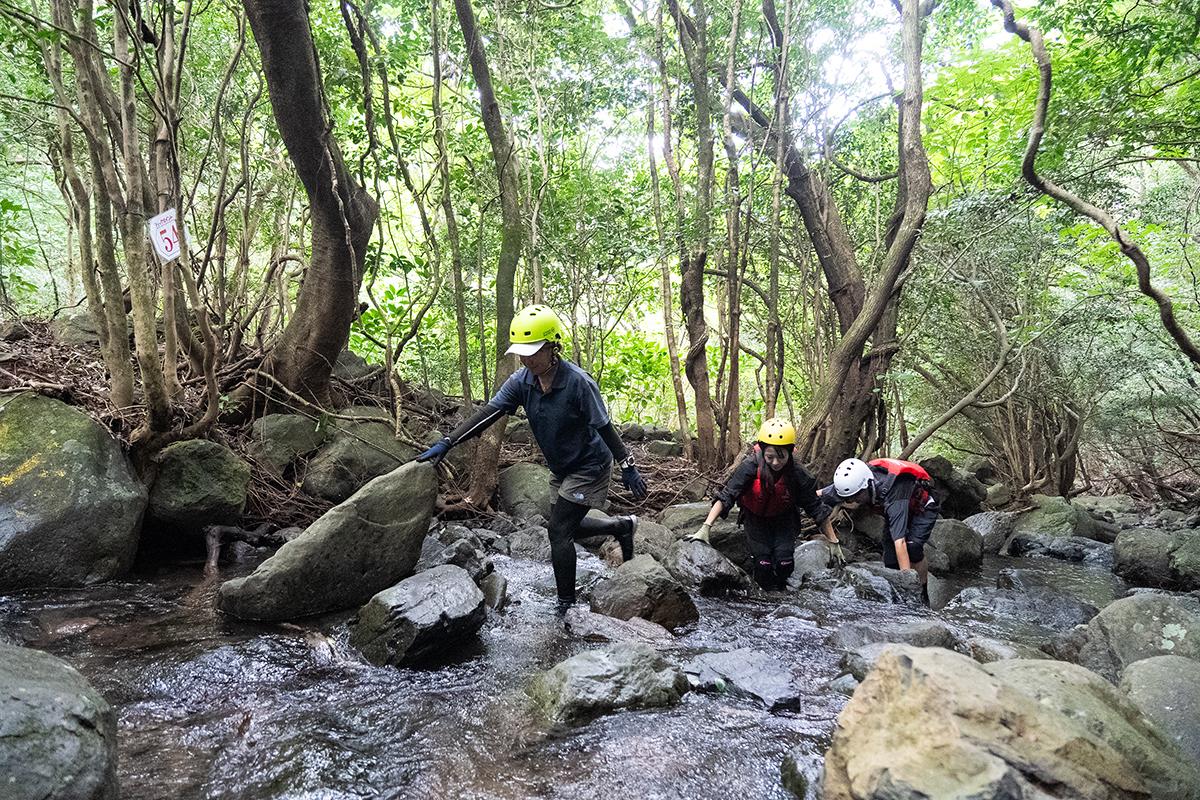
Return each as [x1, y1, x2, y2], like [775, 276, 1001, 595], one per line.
[833, 458, 874, 498]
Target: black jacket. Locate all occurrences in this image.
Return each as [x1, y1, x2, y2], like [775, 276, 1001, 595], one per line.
[715, 454, 831, 523]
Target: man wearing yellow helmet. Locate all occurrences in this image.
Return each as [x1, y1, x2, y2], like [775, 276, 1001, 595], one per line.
[417, 304, 648, 613]
[686, 418, 836, 590]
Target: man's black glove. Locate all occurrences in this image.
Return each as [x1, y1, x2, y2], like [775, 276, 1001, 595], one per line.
[416, 437, 452, 467]
[621, 463, 647, 500]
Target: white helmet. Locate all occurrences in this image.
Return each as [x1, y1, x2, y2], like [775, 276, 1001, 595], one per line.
[833, 458, 874, 498]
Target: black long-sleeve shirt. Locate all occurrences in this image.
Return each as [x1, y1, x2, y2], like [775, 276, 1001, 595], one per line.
[821, 467, 925, 543]
[715, 455, 831, 523]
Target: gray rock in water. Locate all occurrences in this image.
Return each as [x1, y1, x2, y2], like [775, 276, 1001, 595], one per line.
[301, 409, 417, 503]
[1115, 527, 1200, 591]
[350, 564, 485, 666]
[431, 538, 490, 583]
[0, 644, 118, 799]
[822, 646, 1200, 800]
[830, 619, 959, 651]
[528, 641, 689, 724]
[497, 463, 555, 519]
[684, 648, 803, 711]
[964, 510, 1016, 554]
[664, 540, 750, 596]
[790, 540, 833, 588]
[656, 503, 745, 565]
[1052, 592, 1200, 683]
[840, 563, 925, 605]
[0, 393, 146, 590]
[481, 572, 508, 610]
[828, 673, 860, 697]
[508, 525, 551, 560]
[248, 413, 329, 472]
[1010, 493, 1099, 540]
[781, 744, 823, 799]
[150, 438, 250, 532]
[218, 462, 436, 621]
[1120, 655, 1200, 764]
[945, 586, 1098, 631]
[965, 636, 1051, 663]
[589, 554, 699, 631]
[840, 642, 908, 681]
[925, 518, 983, 574]
[1009, 532, 1113, 565]
[564, 606, 674, 645]
[1075, 493, 1139, 527]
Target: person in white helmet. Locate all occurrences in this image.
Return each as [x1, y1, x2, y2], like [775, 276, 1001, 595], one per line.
[821, 457, 939, 600]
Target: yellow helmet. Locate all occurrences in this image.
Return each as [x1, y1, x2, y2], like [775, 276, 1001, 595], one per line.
[756, 417, 796, 446]
[506, 304, 566, 356]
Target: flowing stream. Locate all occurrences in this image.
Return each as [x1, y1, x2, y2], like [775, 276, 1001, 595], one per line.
[0, 549, 1125, 799]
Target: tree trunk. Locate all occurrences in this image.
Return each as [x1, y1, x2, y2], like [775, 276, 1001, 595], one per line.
[241, 0, 378, 406]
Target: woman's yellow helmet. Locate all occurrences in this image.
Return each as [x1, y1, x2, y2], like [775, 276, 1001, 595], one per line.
[756, 417, 796, 446]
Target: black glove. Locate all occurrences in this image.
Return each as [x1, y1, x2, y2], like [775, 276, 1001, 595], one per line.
[416, 437, 452, 466]
[621, 463, 647, 500]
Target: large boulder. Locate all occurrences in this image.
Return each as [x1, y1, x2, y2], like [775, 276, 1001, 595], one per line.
[645, 439, 683, 457]
[331, 349, 375, 381]
[0, 393, 145, 590]
[148, 439, 250, 530]
[1120, 655, 1200, 764]
[49, 307, 105, 345]
[924, 518, 982, 575]
[918, 455, 987, 518]
[1010, 493, 1099, 540]
[663, 540, 750, 596]
[684, 648, 802, 711]
[527, 642, 689, 724]
[1076, 493, 1140, 527]
[944, 586, 1098, 631]
[657, 503, 746, 566]
[247, 413, 328, 472]
[496, 462, 555, 520]
[822, 646, 1200, 800]
[301, 407, 417, 503]
[0, 644, 118, 800]
[985, 482, 1013, 507]
[829, 619, 959, 651]
[963, 510, 1016, 554]
[839, 563, 925, 605]
[790, 539, 834, 587]
[218, 462, 437, 621]
[349, 565, 486, 666]
[508, 525, 551, 560]
[964, 636, 1050, 663]
[1009, 532, 1114, 565]
[563, 606, 674, 645]
[1058, 593, 1200, 682]
[589, 554, 699, 631]
[1114, 527, 1200, 590]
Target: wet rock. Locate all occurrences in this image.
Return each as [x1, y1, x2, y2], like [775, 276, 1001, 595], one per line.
[1010, 493, 1099, 540]
[1076, 493, 1140, 528]
[218, 462, 436, 621]
[247, 413, 328, 472]
[350, 565, 486, 666]
[528, 642, 689, 724]
[657, 503, 746, 566]
[790, 540, 833, 587]
[822, 646, 1200, 800]
[919, 455, 986, 518]
[302, 408, 417, 503]
[148, 439, 250, 532]
[589, 554, 699, 631]
[830, 619, 959, 651]
[963, 510, 1016, 554]
[1148, 508, 1192, 531]
[1120, 655, 1200, 763]
[1008, 532, 1113, 565]
[924, 518, 982, 574]
[684, 648, 802, 711]
[632, 518, 678, 563]
[563, 606, 673, 645]
[0, 393, 145, 590]
[840, 642, 907, 681]
[496, 462, 555, 519]
[1054, 593, 1200, 682]
[481, 572, 508, 610]
[840, 563, 924, 605]
[0, 644, 117, 799]
[664, 540, 750, 596]
[508, 525, 551, 560]
[645, 439, 683, 457]
[945, 586, 1097, 631]
[964, 636, 1050, 663]
[431, 538, 490, 583]
[781, 745, 823, 799]
[1114, 527, 1200, 590]
[828, 673, 860, 696]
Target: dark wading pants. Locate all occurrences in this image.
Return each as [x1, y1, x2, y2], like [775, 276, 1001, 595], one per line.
[548, 498, 630, 602]
[743, 511, 797, 590]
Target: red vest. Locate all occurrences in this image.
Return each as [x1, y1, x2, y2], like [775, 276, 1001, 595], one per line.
[868, 458, 934, 515]
[739, 447, 792, 517]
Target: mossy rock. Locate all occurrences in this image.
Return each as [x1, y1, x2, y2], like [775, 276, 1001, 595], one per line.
[148, 439, 250, 530]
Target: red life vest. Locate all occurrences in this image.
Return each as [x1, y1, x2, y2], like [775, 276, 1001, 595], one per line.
[739, 446, 793, 517]
[868, 458, 935, 516]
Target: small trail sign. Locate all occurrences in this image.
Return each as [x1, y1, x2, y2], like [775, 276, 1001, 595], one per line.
[148, 209, 183, 262]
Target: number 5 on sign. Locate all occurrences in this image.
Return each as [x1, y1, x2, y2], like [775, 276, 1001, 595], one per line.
[148, 208, 184, 263]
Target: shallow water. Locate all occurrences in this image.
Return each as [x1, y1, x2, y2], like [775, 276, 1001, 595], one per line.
[0, 547, 1125, 800]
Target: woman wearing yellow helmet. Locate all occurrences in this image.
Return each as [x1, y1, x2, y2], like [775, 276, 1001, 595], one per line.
[417, 304, 648, 613]
[687, 418, 836, 590]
